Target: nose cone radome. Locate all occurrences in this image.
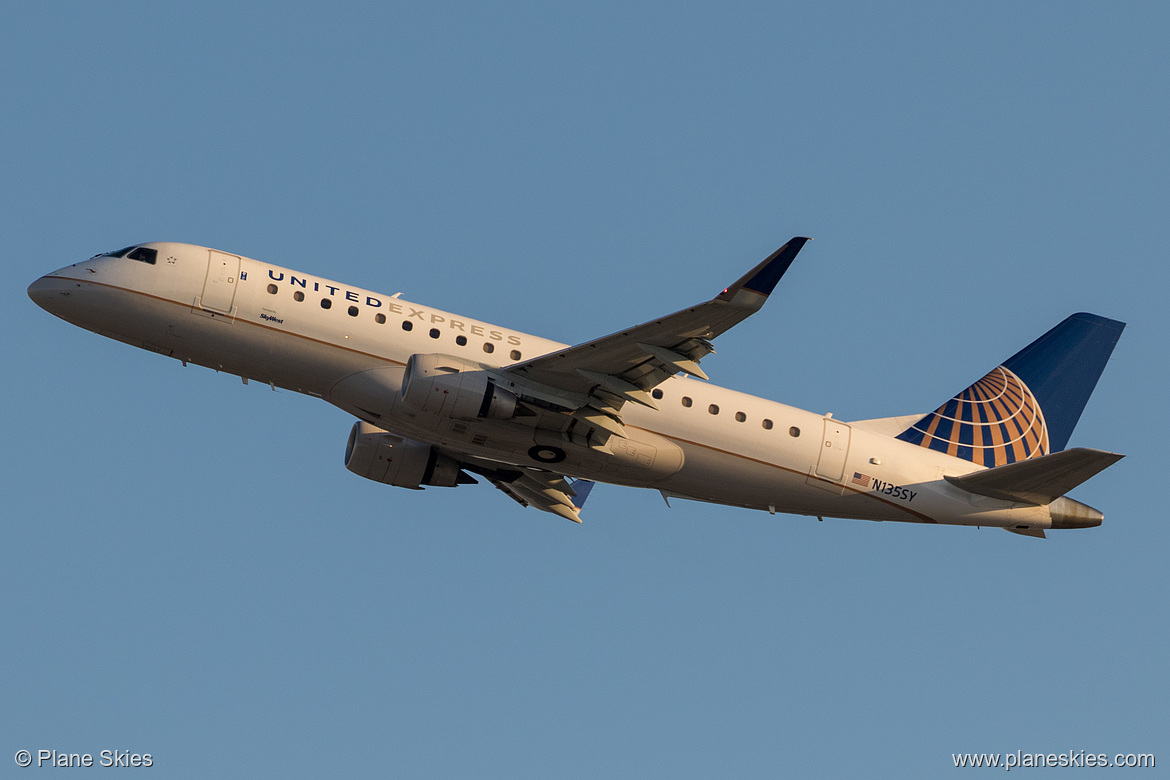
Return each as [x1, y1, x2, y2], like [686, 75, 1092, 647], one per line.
[27, 274, 61, 311]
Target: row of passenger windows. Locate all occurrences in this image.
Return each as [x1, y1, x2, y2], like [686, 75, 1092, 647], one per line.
[265, 283, 523, 360]
[261, 282, 794, 428]
[649, 387, 800, 436]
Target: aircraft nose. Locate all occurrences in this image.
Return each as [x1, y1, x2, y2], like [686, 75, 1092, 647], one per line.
[28, 272, 80, 314]
[27, 275, 58, 310]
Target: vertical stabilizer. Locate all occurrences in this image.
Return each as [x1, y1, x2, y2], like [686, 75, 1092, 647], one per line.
[897, 313, 1124, 466]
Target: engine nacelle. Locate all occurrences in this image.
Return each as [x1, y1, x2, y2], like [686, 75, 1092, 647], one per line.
[400, 353, 517, 420]
[344, 421, 467, 489]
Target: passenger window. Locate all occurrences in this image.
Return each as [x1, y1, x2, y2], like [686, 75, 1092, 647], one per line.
[708, 404, 719, 415]
[402, 320, 413, 331]
[429, 328, 440, 339]
[735, 411, 746, 422]
[762, 419, 774, 430]
[789, 426, 800, 437]
[681, 397, 692, 408]
[375, 313, 386, 324]
[456, 335, 467, 346]
[510, 350, 522, 361]
[651, 388, 663, 400]
[347, 306, 359, 317]
[126, 246, 157, 265]
[320, 298, 332, 309]
[483, 343, 494, 354]
[267, 284, 278, 294]
[293, 291, 304, 302]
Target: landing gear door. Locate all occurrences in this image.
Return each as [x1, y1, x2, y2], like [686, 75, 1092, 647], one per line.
[200, 251, 240, 315]
[814, 419, 851, 482]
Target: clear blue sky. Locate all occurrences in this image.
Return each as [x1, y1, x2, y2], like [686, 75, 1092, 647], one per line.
[3, 2, 1167, 777]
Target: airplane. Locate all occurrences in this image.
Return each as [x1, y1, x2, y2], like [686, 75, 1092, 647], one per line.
[27, 238, 1125, 538]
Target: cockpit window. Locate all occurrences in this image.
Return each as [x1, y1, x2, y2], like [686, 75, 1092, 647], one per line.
[94, 245, 158, 264]
[126, 246, 157, 265]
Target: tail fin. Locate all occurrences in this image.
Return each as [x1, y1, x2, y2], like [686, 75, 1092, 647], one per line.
[896, 313, 1124, 466]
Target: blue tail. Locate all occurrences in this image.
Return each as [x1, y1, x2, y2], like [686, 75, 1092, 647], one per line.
[896, 313, 1124, 467]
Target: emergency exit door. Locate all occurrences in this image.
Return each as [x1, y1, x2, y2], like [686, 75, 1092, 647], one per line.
[814, 419, 851, 482]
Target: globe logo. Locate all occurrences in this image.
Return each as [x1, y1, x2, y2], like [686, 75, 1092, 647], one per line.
[899, 366, 1049, 467]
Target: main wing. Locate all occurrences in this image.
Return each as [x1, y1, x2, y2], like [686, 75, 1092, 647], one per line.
[467, 238, 809, 521]
[493, 237, 810, 447]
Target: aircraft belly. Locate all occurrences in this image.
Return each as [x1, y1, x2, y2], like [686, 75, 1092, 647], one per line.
[82, 289, 372, 397]
[334, 403, 687, 489]
[655, 439, 921, 522]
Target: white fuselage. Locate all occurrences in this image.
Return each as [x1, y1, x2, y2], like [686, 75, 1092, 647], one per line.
[28, 242, 1083, 532]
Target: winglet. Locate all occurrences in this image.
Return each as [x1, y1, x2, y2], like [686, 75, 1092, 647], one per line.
[715, 237, 810, 308]
[570, 479, 595, 509]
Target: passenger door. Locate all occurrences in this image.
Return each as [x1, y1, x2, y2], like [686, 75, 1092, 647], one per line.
[200, 251, 240, 314]
[814, 419, 851, 482]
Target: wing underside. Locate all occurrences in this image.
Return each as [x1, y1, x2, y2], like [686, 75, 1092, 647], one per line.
[490, 470, 594, 523]
[452, 449, 595, 522]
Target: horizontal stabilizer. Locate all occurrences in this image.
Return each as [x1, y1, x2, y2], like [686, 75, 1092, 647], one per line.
[944, 447, 1124, 505]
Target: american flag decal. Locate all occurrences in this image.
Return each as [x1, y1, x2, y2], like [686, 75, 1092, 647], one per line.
[851, 472, 871, 487]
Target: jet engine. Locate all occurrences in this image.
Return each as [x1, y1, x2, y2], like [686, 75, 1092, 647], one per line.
[344, 421, 474, 489]
[399, 353, 517, 420]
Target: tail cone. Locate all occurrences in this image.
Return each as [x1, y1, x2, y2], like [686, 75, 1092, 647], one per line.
[1048, 496, 1104, 529]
